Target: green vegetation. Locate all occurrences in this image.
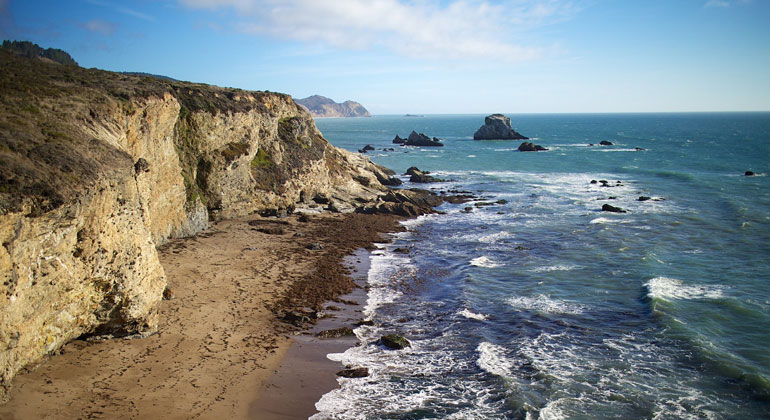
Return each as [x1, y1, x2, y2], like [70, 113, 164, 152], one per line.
[2, 40, 78, 66]
[250, 148, 272, 169]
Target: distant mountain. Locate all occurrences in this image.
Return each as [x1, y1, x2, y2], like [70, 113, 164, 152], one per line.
[1, 40, 78, 66]
[121, 72, 178, 82]
[295, 95, 371, 118]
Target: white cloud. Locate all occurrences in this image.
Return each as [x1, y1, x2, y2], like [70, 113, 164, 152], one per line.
[80, 19, 118, 36]
[179, 0, 582, 62]
[704, 0, 752, 7]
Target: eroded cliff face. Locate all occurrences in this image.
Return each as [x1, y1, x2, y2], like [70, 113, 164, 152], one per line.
[0, 51, 394, 400]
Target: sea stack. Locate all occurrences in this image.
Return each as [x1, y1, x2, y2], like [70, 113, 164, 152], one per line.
[473, 114, 528, 140]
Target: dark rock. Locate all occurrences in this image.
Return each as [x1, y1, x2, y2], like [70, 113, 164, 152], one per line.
[443, 194, 475, 204]
[297, 214, 311, 222]
[474, 201, 496, 207]
[599, 140, 613, 146]
[362, 144, 375, 151]
[590, 180, 598, 184]
[517, 142, 548, 152]
[393, 247, 410, 254]
[496, 199, 508, 205]
[745, 171, 755, 176]
[359, 188, 444, 217]
[638, 196, 651, 201]
[255, 226, 285, 235]
[514, 245, 531, 251]
[134, 158, 150, 174]
[306, 242, 324, 250]
[392, 135, 406, 144]
[162, 286, 175, 300]
[474, 114, 528, 140]
[403, 131, 443, 147]
[337, 367, 369, 378]
[601, 204, 627, 213]
[355, 319, 375, 327]
[259, 207, 291, 218]
[461, 207, 473, 213]
[635, 147, 645, 151]
[405, 167, 426, 176]
[316, 327, 355, 339]
[379, 334, 410, 350]
[312, 193, 330, 205]
[409, 171, 443, 183]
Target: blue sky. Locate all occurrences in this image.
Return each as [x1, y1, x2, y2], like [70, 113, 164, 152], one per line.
[2, 0, 769, 114]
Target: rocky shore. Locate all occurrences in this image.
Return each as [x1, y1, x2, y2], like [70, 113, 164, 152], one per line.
[0, 211, 407, 419]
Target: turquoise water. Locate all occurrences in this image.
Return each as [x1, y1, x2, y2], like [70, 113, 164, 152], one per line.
[312, 113, 770, 419]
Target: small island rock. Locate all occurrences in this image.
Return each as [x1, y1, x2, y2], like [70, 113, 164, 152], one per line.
[473, 114, 528, 140]
[518, 142, 548, 152]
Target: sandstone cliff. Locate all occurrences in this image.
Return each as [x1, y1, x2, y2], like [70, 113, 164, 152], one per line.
[295, 95, 371, 118]
[0, 50, 398, 400]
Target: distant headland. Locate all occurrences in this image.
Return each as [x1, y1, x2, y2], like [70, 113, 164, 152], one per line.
[295, 95, 371, 118]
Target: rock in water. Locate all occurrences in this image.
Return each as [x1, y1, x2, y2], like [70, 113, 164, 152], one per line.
[473, 114, 528, 140]
[379, 334, 410, 350]
[599, 140, 613, 146]
[745, 171, 755, 176]
[602, 204, 627, 213]
[337, 367, 369, 378]
[518, 142, 548, 152]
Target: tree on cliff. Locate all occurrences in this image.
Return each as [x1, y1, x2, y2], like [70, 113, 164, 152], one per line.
[1, 40, 78, 66]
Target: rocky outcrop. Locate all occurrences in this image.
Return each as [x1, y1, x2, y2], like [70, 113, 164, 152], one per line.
[295, 95, 370, 118]
[518, 142, 548, 152]
[0, 50, 398, 401]
[473, 114, 528, 140]
[405, 167, 444, 183]
[393, 131, 443, 147]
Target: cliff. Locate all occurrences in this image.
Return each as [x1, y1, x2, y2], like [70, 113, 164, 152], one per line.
[295, 95, 371, 118]
[0, 49, 400, 400]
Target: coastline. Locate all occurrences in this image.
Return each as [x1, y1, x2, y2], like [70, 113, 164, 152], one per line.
[250, 248, 373, 419]
[0, 212, 403, 419]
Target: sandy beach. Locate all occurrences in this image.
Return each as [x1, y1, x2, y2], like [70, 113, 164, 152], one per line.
[0, 212, 403, 419]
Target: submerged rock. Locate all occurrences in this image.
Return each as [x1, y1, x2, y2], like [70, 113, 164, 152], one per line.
[473, 114, 528, 140]
[379, 334, 411, 350]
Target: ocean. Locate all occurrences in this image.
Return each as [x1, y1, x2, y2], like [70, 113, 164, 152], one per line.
[311, 113, 770, 419]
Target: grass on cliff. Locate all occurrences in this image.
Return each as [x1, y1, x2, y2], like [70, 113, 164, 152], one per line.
[0, 48, 299, 215]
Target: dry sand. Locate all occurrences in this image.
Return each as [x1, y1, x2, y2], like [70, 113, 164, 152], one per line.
[0, 212, 402, 419]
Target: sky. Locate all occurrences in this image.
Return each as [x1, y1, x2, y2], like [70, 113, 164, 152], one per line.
[1, 0, 769, 114]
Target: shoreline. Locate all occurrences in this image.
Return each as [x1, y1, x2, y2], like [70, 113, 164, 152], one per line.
[250, 248, 374, 418]
[0, 212, 404, 419]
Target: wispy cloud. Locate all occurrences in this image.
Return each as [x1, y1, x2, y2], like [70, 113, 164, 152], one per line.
[79, 19, 118, 36]
[85, 0, 156, 22]
[704, 0, 751, 7]
[179, 0, 583, 62]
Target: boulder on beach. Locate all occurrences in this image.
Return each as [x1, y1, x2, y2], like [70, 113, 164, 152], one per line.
[337, 367, 369, 378]
[518, 142, 548, 152]
[473, 114, 528, 140]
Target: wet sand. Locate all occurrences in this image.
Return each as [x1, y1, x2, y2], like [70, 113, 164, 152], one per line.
[0, 212, 402, 419]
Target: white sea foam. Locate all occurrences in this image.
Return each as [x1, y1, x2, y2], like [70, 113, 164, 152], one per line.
[478, 231, 513, 243]
[477, 342, 513, 377]
[467, 154, 477, 158]
[507, 294, 588, 315]
[458, 308, 489, 321]
[530, 264, 580, 273]
[470, 256, 501, 268]
[645, 277, 726, 301]
[590, 217, 622, 225]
